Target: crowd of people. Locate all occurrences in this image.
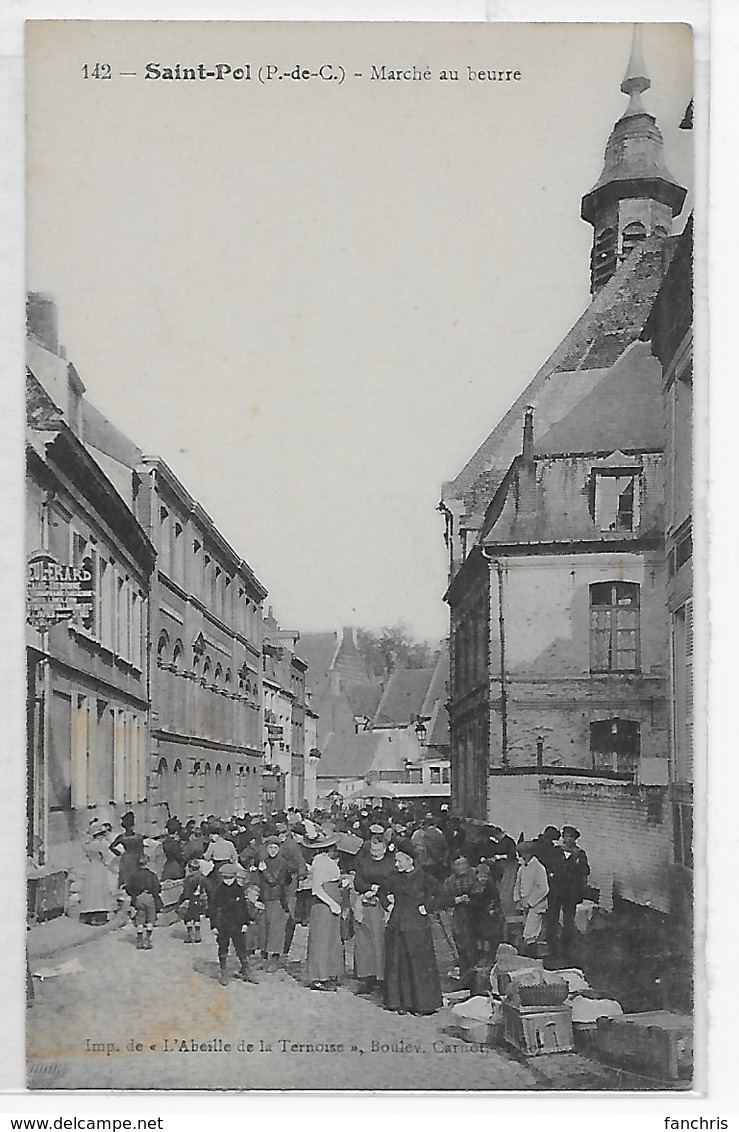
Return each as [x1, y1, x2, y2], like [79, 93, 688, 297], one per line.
[76, 802, 591, 1015]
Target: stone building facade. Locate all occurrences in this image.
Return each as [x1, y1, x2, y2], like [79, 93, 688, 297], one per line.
[26, 296, 155, 870]
[644, 209, 694, 905]
[441, 32, 691, 913]
[262, 612, 310, 811]
[134, 458, 267, 826]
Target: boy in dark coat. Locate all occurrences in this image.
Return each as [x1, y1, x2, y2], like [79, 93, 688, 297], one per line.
[125, 858, 163, 950]
[176, 857, 209, 943]
[210, 862, 257, 985]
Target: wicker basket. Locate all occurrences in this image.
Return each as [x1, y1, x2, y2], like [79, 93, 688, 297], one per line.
[518, 979, 569, 1007]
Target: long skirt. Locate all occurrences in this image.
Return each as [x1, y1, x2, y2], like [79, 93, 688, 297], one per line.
[306, 902, 343, 983]
[80, 860, 113, 915]
[162, 858, 185, 881]
[260, 900, 288, 953]
[384, 925, 442, 1014]
[354, 902, 385, 979]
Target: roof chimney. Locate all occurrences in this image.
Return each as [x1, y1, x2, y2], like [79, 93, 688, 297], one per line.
[522, 406, 535, 463]
[27, 292, 59, 354]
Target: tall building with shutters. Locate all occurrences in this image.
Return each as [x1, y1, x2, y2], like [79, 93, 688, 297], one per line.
[26, 295, 156, 871]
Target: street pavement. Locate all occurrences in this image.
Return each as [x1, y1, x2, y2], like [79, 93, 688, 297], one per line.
[27, 919, 620, 1092]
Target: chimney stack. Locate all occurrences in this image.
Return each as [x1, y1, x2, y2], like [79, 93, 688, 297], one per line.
[522, 405, 535, 463]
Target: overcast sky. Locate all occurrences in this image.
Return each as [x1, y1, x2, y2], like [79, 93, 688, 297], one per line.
[26, 21, 693, 642]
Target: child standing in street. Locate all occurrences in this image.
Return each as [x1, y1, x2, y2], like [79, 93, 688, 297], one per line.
[176, 857, 208, 944]
[125, 856, 163, 950]
[210, 862, 257, 985]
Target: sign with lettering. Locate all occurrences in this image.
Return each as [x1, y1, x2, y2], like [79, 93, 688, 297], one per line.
[26, 550, 94, 632]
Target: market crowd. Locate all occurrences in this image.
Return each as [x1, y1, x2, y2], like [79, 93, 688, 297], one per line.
[78, 803, 591, 1017]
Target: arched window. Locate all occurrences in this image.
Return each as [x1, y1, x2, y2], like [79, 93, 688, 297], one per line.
[172, 758, 186, 818]
[172, 640, 183, 671]
[590, 582, 640, 672]
[157, 631, 170, 667]
[621, 220, 647, 260]
[214, 663, 223, 688]
[225, 669, 232, 693]
[203, 656, 212, 685]
[592, 226, 617, 289]
[156, 756, 171, 812]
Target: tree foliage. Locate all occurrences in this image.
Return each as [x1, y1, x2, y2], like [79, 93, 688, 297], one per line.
[356, 623, 438, 678]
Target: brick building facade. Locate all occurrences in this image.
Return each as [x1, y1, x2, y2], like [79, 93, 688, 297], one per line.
[441, 32, 691, 913]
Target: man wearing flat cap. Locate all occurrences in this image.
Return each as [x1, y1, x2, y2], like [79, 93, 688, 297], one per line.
[210, 862, 257, 985]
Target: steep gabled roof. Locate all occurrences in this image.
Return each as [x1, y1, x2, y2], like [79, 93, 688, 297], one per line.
[373, 668, 434, 728]
[298, 631, 339, 695]
[443, 237, 677, 516]
[319, 730, 379, 778]
[346, 682, 383, 720]
[534, 340, 664, 456]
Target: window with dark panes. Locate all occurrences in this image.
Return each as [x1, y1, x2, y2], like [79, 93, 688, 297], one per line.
[590, 581, 640, 671]
[590, 718, 640, 775]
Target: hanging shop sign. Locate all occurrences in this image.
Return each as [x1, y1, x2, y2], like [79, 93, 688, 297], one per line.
[27, 550, 94, 632]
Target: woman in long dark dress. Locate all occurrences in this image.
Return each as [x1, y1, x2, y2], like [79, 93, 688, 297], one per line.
[383, 841, 442, 1016]
[161, 828, 186, 880]
[109, 812, 145, 891]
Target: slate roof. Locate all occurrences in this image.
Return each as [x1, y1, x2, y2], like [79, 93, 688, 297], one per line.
[373, 668, 434, 728]
[534, 340, 664, 456]
[346, 682, 383, 720]
[297, 631, 339, 695]
[319, 730, 379, 778]
[443, 238, 678, 522]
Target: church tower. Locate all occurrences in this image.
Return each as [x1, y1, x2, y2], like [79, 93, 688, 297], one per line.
[581, 26, 687, 295]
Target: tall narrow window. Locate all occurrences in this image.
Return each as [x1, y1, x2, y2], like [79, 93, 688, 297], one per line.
[590, 582, 640, 672]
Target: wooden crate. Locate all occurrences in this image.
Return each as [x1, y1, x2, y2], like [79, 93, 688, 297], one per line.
[27, 871, 68, 923]
[596, 1012, 693, 1082]
[502, 1002, 574, 1055]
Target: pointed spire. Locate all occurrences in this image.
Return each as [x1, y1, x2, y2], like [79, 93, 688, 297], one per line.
[581, 23, 687, 295]
[620, 25, 651, 116]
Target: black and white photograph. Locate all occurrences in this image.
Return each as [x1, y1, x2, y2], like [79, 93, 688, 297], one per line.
[21, 18, 699, 1094]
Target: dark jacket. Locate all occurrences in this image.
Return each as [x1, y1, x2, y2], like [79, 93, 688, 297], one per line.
[385, 867, 440, 933]
[259, 856, 291, 910]
[354, 846, 396, 907]
[210, 881, 254, 932]
[532, 837, 565, 881]
[176, 873, 208, 914]
[552, 847, 590, 901]
[125, 867, 163, 912]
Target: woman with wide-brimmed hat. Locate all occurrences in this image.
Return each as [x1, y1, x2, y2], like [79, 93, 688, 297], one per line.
[305, 833, 344, 991]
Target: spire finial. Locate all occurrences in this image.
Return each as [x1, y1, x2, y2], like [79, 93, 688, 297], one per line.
[621, 25, 651, 115]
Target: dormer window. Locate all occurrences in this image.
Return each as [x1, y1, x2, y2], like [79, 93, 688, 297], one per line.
[593, 469, 640, 532]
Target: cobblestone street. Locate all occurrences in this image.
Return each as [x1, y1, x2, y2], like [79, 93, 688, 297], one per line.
[27, 920, 619, 1092]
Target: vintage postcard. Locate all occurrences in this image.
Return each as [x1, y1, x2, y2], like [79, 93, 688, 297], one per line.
[23, 19, 697, 1092]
